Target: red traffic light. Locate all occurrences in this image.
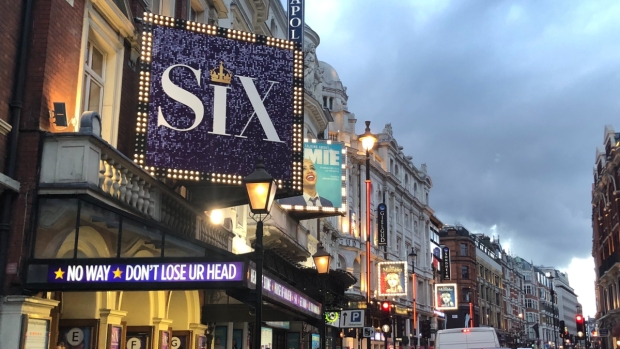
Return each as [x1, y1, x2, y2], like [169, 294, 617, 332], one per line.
[381, 301, 390, 311]
[576, 315, 583, 322]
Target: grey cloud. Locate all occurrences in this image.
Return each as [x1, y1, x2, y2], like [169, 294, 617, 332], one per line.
[311, 0, 620, 267]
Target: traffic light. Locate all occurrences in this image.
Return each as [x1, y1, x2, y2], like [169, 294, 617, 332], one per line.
[381, 301, 391, 315]
[421, 320, 431, 338]
[559, 320, 565, 338]
[576, 314, 585, 338]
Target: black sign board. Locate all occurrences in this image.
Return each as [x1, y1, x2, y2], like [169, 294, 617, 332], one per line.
[377, 203, 388, 246]
[442, 246, 451, 280]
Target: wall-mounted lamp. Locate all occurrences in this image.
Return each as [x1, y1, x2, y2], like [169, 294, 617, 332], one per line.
[51, 102, 68, 127]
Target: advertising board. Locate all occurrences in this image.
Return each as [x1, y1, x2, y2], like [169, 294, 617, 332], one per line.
[278, 140, 346, 214]
[377, 261, 407, 297]
[136, 13, 303, 194]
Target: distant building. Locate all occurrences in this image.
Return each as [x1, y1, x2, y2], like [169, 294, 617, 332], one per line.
[472, 235, 505, 335]
[539, 268, 579, 337]
[438, 225, 479, 328]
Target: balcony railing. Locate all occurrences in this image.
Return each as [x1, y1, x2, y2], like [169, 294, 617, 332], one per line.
[39, 130, 234, 251]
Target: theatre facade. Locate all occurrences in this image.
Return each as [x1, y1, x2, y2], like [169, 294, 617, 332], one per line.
[0, 0, 356, 348]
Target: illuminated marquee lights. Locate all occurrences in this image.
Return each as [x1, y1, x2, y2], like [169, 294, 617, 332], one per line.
[134, 13, 303, 191]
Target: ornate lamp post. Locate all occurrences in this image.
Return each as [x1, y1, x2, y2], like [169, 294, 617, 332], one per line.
[358, 121, 377, 341]
[244, 157, 277, 349]
[408, 248, 417, 348]
[313, 244, 332, 349]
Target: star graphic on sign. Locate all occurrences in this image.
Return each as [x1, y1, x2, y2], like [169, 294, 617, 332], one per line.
[54, 268, 65, 279]
[113, 267, 123, 279]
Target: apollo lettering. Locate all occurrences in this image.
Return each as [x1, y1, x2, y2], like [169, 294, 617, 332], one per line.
[287, 0, 304, 43]
[157, 64, 283, 142]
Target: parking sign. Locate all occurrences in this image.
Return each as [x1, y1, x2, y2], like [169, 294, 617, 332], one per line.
[341, 310, 365, 327]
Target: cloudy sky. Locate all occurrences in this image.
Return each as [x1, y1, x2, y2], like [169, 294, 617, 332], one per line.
[300, 0, 620, 317]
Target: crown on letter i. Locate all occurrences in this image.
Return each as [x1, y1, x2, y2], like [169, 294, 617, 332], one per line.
[210, 61, 233, 84]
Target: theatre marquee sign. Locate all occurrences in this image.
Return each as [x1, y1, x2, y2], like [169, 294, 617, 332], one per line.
[26, 260, 249, 291]
[135, 13, 304, 193]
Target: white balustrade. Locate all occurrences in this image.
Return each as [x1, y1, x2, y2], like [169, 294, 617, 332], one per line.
[39, 133, 233, 251]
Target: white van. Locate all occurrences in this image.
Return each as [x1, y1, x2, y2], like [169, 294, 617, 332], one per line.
[435, 327, 500, 349]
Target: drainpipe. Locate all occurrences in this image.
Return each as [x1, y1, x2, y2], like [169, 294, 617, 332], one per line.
[0, 0, 35, 295]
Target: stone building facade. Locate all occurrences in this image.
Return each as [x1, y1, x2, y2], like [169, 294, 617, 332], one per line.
[472, 235, 505, 335]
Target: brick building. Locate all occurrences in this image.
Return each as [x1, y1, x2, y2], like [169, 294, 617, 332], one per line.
[438, 225, 479, 328]
[592, 125, 620, 349]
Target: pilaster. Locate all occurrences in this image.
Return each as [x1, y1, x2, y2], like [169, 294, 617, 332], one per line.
[0, 296, 59, 349]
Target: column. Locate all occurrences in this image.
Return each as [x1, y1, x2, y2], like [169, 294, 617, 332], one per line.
[0, 296, 59, 349]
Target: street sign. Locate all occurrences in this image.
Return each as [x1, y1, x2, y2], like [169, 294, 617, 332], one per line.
[341, 310, 365, 327]
[599, 328, 609, 337]
[362, 327, 375, 338]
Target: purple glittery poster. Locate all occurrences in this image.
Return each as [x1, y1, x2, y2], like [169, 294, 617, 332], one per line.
[145, 25, 296, 179]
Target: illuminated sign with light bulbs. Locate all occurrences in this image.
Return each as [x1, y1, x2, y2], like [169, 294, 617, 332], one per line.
[135, 13, 303, 194]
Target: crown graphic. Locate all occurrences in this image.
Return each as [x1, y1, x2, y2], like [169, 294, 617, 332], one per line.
[210, 61, 233, 84]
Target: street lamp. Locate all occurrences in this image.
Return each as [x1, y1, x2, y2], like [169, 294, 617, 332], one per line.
[358, 121, 377, 335]
[244, 156, 277, 349]
[314, 244, 332, 349]
[408, 248, 417, 348]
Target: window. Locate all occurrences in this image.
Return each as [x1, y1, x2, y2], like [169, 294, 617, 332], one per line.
[525, 285, 533, 295]
[329, 97, 333, 110]
[83, 42, 105, 115]
[462, 288, 471, 302]
[150, 0, 175, 16]
[460, 243, 467, 256]
[77, 6, 129, 145]
[396, 237, 402, 257]
[323, 96, 328, 108]
[461, 266, 469, 279]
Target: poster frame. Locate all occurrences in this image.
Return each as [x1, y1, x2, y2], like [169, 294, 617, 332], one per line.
[19, 314, 51, 349]
[58, 319, 100, 349]
[107, 324, 125, 349]
[435, 283, 459, 310]
[195, 335, 207, 349]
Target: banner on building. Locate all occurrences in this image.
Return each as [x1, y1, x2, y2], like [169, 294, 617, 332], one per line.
[278, 140, 346, 214]
[136, 14, 303, 194]
[377, 261, 407, 297]
[287, 0, 304, 46]
[442, 246, 451, 280]
[377, 203, 388, 246]
[435, 283, 458, 310]
[430, 240, 441, 271]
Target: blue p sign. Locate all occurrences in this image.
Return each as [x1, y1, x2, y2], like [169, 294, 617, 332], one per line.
[351, 311, 361, 323]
